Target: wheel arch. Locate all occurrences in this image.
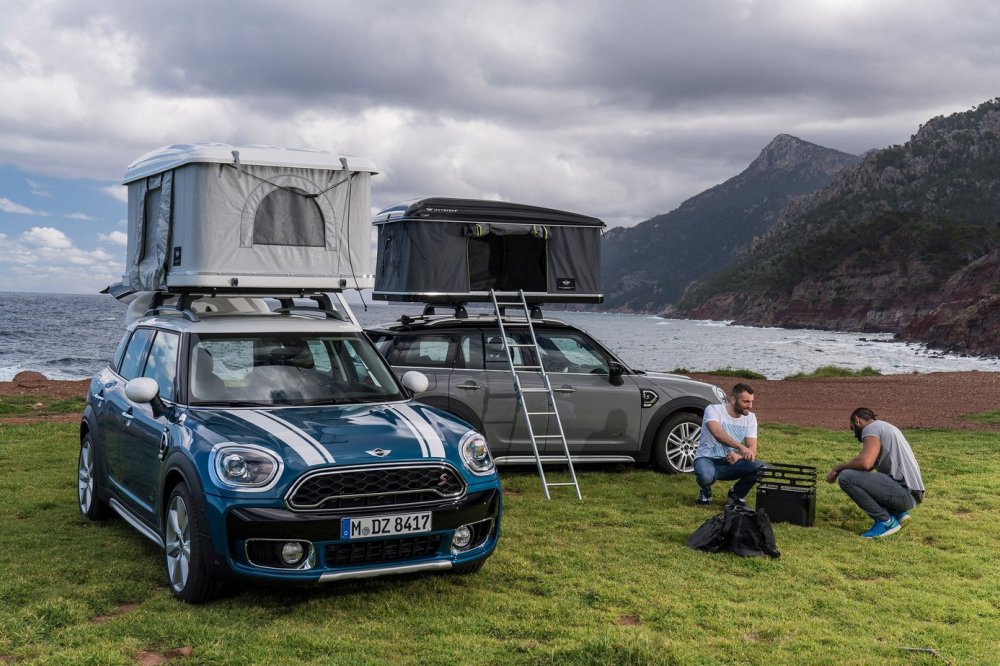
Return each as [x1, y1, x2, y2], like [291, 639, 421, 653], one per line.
[638, 396, 711, 463]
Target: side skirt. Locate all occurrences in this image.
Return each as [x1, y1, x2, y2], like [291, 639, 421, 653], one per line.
[110, 498, 164, 549]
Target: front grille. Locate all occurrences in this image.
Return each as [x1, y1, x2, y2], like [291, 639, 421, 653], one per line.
[286, 464, 466, 511]
[326, 535, 443, 566]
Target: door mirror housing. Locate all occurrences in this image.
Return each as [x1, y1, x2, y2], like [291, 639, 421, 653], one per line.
[125, 377, 167, 417]
[400, 370, 430, 395]
[608, 361, 625, 386]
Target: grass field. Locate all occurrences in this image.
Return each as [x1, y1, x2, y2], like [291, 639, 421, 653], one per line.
[1, 420, 998, 665]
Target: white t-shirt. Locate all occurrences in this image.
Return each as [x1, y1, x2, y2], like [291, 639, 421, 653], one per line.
[695, 403, 758, 460]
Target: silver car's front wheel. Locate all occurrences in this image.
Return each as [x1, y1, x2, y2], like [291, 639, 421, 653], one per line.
[164, 484, 215, 603]
[653, 413, 701, 474]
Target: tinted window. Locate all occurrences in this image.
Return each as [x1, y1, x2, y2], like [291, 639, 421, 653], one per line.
[119, 328, 155, 380]
[111, 333, 131, 372]
[457, 332, 484, 370]
[394, 335, 454, 368]
[535, 330, 608, 374]
[484, 330, 533, 370]
[143, 331, 179, 400]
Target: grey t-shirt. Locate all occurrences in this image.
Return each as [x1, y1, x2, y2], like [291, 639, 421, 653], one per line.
[862, 420, 925, 492]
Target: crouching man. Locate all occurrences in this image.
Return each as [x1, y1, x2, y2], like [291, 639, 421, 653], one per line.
[826, 408, 925, 539]
[694, 383, 765, 506]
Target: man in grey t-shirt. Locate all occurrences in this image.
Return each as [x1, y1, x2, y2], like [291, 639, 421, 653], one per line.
[826, 408, 925, 539]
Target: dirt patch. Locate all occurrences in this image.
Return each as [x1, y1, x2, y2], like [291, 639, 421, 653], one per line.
[2, 370, 999, 431]
[689, 371, 1000, 432]
[91, 602, 142, 625]
[616, 614, 641, 626]
[136, 647, 193, 665]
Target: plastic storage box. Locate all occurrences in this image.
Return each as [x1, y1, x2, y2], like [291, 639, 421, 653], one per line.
[755, 463, 816, 526]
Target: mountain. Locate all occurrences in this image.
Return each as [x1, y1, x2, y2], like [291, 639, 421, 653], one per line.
[601, 135, 861, 311]
[678, 99, 1000, 356]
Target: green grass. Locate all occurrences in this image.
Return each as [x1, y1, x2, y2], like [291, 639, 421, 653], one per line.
[2, 421, 999, 664]
[672, 368, 767, 380]
[0, 395, 86, 417]
[967, 410, 1000, 426]
[784, 365, 883, 380]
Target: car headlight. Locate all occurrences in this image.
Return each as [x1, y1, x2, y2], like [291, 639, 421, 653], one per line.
[712, 386, 727, 404]
[212, 443, 282, 489]
[459, 431, 495, 476]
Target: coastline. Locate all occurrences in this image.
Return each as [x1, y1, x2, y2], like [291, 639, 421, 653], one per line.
[3, 370, 997, 432]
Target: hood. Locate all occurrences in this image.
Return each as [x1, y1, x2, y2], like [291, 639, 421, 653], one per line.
[188, 401, 472, 469]
[636, 372, 727, 404]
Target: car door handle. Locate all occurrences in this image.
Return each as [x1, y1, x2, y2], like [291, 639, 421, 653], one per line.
[93, 390, 105, 405]
[553, 386, 576, 393]
[456, 383, 481, 391]
[121, 408, 135, 424]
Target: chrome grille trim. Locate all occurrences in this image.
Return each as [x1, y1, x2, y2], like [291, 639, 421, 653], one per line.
[285, 462, 467, 512]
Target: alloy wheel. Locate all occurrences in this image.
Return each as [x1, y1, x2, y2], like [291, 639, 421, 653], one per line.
[664, 421, 700, 473]
[165, 494, 192, 593]
[78, 441, 94, 513]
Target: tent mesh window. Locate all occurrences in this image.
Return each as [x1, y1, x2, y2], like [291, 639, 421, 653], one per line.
[253, 187, 325, 247]
[467, 233, 547, 292]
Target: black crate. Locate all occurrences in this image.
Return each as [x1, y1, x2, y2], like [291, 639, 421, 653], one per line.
[755, 463, 816, 527]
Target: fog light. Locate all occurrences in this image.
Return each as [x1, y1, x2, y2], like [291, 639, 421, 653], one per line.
[281, 541, 305, 565]
[452, 525, 473, 550]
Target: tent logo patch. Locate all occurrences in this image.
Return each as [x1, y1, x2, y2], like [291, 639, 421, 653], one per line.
[172, 246, 182, 266]
[556, 277, 576, 291]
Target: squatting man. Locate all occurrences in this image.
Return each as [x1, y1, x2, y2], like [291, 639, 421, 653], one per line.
[826, 408, 925, 539]
[693, 383, 765, 505]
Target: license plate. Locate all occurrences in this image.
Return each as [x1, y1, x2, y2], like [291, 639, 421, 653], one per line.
[340, 512, 432, 540]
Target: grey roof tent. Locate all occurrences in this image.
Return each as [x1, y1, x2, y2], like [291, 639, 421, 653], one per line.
[373, 198, 606, 304]
[120, 143, 378, 292]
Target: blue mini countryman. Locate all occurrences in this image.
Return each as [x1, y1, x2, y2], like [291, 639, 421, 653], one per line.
[78, 293, 502, 602]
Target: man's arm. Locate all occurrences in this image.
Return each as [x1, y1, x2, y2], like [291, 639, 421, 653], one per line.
[707, 420, 751, 457]
[826, 436, 880, 483]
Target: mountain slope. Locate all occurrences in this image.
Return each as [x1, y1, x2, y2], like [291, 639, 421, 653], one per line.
[601, 135, 860, 311]
[678, 99, 1000, 355]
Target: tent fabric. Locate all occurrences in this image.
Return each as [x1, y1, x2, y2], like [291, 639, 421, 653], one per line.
[123, 161, 372, 291]
[373, 198, 604, 303]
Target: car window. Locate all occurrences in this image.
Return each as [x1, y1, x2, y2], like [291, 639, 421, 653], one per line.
[484, 330, 534, 370]
[535, 330, 608, 374]
[143, 330, 179, 400]
[188, 332, 404, 406]
[394, 334, 454, 368]
[367, 332, 395, 359]
[457, 332, 484, 370]
[111, 333, 130, 372]
[119, 328, 155, 380]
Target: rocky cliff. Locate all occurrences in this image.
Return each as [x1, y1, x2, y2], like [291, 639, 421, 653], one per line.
[601, 135, 860, 311]
[678, 99, 1000, 356]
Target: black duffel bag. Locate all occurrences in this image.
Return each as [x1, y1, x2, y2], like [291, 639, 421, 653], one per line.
[687, 499, 780, 559]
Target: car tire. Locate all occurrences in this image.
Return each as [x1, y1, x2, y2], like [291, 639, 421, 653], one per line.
[652, 412, 701, 474]
[164, 483, 217, 603]
[451, 558, 486, 575]
[78, 434, 111, 520]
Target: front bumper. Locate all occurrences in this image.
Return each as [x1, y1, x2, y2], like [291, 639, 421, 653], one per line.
[214, 488, 501, 582]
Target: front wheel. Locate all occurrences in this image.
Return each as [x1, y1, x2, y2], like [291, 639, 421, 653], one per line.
[164, 483, 217, 603]
[652, 413, 701, 474]
[78, 434, 111, 520]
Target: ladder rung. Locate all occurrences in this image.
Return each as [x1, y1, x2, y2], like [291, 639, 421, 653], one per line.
[506, 343, 535, 348]
[513, 365, 542, 370]
[546, 482, 579, 487]
[533, 435, 564, 439]
[520, 388, 550, 393]
[525, 411, 556, 416]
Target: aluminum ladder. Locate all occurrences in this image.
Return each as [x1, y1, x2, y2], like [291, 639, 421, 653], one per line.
[490, 289, 582, 500]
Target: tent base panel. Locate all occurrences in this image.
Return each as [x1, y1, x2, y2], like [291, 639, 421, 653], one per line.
[166, 273, 374, 290]
[372, 291, 603, 304]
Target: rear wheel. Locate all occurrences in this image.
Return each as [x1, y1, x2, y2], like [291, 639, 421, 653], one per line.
[164, 483, 216, 603]
[652, 413, 701, 474]
[78, 434, 111, 520]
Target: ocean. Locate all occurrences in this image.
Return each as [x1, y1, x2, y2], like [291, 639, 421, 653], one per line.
[1, 291, 998, 381]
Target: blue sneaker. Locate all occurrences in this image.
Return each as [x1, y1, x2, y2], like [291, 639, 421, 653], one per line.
[697, 489, 712, 505]
[861, 517, 901, 539]
[893, 511, 911, 525]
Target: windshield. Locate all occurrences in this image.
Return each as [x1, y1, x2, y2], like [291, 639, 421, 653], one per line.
[187, 332, 406, 406]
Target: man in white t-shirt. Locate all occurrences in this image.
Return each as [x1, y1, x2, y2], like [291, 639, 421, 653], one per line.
[693, 383, 765, 505]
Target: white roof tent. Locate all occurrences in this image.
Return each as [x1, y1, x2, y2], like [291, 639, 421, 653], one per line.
[120, 143, 378, 292]
[373, 198, 606, 304]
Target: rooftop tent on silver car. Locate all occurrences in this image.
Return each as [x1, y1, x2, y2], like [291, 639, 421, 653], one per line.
[372, 198, 606, 303]
[121, 143, 378, 292]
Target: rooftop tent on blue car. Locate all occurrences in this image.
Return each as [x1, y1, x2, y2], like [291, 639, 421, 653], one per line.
[373, 198, 606, 304]
[121, 143, 378, 292]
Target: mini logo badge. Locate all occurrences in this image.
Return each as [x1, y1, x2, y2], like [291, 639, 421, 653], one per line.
[556, 277, 576, 291]
[366, 448, 391, 458]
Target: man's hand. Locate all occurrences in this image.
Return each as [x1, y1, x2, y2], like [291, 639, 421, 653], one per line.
[742, 446, 756, 461]
[725, 451, 740, 464]
[825, 468, 839, 484]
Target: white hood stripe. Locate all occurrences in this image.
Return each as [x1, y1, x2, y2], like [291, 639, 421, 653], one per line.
[256, 410, 335, 464]
[395, 404, 446, 458]
[391, 407, 430, 458]
[226, 410, 332, 466]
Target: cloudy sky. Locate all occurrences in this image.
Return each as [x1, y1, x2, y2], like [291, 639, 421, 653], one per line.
[1, 0, 998, 294]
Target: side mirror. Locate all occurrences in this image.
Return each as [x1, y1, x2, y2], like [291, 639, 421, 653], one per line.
[608, 362, 625, 386]
[125, 377, 166, 417]
[400, 370, 429, 395]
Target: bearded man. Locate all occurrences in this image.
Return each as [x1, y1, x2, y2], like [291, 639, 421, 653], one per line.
[693, 383, 765, 506]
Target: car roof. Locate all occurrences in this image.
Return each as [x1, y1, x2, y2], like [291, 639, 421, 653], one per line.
[366, 313, 578, 333]
[131, 312, 364, 336]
